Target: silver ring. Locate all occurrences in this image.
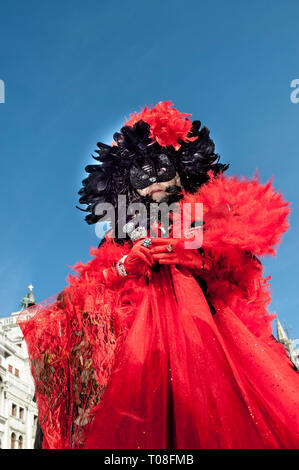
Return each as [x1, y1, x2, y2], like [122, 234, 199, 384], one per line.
[141, 238, 152, 248]
[116, 255, 128, 277]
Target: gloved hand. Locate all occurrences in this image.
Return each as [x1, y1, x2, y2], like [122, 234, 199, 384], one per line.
[101, 239, 155, 286]
[150, 238, 205, 269]
[102, 266, 123, 287]
[123, 239, 155, 279]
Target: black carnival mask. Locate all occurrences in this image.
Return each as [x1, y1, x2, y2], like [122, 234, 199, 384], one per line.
[129, 154, 176, 190]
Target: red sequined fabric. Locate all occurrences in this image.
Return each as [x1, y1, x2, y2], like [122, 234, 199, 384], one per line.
[18, 174, 299, 449]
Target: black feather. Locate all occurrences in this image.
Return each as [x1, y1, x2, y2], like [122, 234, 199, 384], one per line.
[77, 118, 229, 233]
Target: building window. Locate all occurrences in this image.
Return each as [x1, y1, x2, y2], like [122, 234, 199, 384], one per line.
[11, 432, 16, 449]
[19, 407, 24, 420]
[15, 368, 19, 378]
[18, 435, 23, 449]
[11, 404, 17, 416]
[33, 415, 38, 426]
[8, 364, 13, 373]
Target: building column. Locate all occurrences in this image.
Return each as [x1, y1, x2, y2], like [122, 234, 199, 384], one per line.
[3, 388, 9, 449]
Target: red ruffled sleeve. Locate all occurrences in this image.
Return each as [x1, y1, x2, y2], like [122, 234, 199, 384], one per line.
[182, 172, 290, 257]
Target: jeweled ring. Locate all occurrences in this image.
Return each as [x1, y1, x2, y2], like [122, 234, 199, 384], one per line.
[142, 238, 152, 248]
[166, 244, 174, 252]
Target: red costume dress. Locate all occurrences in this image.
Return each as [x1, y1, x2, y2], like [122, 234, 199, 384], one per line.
[19, 172, 299, 449]
[18, 101, 299, 448]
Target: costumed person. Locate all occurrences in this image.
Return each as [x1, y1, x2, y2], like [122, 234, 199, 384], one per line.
[18, 101, 299, 449]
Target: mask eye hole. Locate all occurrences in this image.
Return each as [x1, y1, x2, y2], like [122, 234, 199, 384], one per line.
[157, 154, 169, 163]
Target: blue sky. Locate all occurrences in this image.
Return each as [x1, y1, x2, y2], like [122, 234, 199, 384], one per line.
[0, 0, 298, 339]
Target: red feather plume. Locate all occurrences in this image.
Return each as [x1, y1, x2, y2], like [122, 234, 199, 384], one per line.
[124, 100, 197, 150]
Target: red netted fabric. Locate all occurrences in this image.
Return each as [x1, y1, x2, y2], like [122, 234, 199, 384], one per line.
[18, 239, 136, 449]
[19, 174, 299, 449]
[18, 294, 71, 448]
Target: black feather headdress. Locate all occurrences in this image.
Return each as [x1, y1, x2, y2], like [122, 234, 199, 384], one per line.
[77, 101, 229, 233]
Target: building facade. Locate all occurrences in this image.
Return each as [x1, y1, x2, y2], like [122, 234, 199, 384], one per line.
[276, 318, 299, 370]
[0, 287, 38, 449]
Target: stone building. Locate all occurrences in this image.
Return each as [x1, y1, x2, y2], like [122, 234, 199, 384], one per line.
[0, 286, 38, 449]
[276, 318, 299, 370]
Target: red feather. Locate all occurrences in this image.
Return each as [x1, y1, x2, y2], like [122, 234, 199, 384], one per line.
[124, 100, 197, 149]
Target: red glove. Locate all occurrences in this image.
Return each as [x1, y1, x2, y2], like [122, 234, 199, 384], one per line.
[150, 238, 205, 269]
[101, 240, 155, 286]
[102, 266, 123, 287]
[122, 239, 155, 279]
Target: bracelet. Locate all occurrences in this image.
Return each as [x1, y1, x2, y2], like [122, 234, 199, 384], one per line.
[116, 255, 128, 277]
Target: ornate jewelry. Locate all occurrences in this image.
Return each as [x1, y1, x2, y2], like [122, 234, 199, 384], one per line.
[116, 255, 128, 277]
[142, 238, 152, 248]
[166, 244, 174, 252]
[123, 221, 135, 235]
[130, 226, 147, 241]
